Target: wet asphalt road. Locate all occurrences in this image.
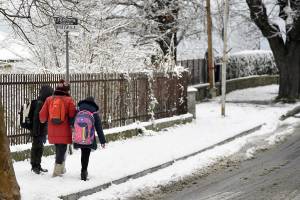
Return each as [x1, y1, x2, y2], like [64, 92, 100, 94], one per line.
[160, 127, 300, 200]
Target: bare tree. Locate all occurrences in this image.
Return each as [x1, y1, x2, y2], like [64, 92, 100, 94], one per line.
[106, 0, 203, 62]
[148, 0, 179, 60]
[1, 0, 205, 72]
[213, 0, 262, 51]
[0, 0, 78, 43]
[246, 0, 300, 101]
[12, 0, 204, 72]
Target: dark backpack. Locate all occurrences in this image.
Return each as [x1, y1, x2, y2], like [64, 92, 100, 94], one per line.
[19, 100, 37, 130]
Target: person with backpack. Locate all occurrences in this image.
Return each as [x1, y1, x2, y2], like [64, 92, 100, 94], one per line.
[73, 96, 106, 181]
[29, 85, 54, 174]
[39, 79, 76, 177]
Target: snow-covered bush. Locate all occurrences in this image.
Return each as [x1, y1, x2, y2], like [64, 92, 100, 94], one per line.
[217, 50, 278, 79]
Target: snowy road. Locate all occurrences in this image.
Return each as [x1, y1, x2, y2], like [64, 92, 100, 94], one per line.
[142, 124, 300, 200]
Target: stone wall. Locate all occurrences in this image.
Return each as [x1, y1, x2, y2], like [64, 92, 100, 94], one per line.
[192, 75, 279, 101]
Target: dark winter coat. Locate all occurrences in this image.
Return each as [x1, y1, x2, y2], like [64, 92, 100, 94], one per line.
[31, 85, 54, 143]
[39, 90, 76, 144]
[73, 99, 106, 150]
[31, 101, 47, 139]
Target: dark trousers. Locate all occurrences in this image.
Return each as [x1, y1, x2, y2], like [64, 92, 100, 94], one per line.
[30, 137, 44, 168]
[55, 144, 67, 164]
[81, 148, 91, 172]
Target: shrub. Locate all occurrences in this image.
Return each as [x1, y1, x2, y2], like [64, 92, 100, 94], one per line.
[216, 50, 278, 79]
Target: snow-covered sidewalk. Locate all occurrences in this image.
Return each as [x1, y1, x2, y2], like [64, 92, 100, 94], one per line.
[13, 84, 300, 200]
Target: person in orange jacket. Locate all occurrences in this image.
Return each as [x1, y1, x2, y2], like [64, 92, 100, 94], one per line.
[39, 79, 76, 177]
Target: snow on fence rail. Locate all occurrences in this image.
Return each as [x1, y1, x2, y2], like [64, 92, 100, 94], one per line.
[0, 72, 188, 145]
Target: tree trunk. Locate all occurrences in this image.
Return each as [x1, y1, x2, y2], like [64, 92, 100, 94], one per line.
[153, 0, 178, 61]
[0, 105, 21, 200]
[271, 40, 300, 101]
[245, 0, 300, 102]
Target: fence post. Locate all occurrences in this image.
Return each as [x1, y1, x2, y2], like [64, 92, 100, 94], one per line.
[187, 87, 197, 118]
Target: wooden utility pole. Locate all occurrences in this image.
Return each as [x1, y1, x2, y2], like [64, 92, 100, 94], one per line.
[206, 0, 216, 97]
[221, 0, 229, 116]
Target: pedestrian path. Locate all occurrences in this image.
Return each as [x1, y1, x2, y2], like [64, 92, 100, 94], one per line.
[13, 84, 299, 200]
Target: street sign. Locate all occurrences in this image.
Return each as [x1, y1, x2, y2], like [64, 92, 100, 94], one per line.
[53, 16, 79, 84]
[54, 17, 78, 25]
[54, 17, 78, 31]
[55, 24, 77, 31]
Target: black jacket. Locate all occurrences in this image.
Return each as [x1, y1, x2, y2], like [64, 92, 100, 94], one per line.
[32, 100, 47, 138]
[73, 99, 106, 150]
[31, 85, 53, 140]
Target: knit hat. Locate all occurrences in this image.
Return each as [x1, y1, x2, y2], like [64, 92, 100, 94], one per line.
[55, 79, 70, 92]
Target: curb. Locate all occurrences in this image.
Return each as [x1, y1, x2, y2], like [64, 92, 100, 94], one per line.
[225, 100, 273, 105]
[60, 124, 264, 200]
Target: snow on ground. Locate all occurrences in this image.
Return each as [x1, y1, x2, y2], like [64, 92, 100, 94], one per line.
[13, 84, 300, 200]
[223, 84, 278, 102]
[82, 115, 300, 200]
[81, 133, 260, 200]
[265, 117, 300, 145]
[10, 114, 192, 153]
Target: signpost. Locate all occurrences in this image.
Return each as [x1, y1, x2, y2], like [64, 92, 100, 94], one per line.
[54, 16, 78, 156]
[54, 17, 78, 82]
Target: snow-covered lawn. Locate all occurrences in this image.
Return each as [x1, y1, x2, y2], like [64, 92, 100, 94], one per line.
[224, 83, 278, 102]
[13, 84, 300, 200]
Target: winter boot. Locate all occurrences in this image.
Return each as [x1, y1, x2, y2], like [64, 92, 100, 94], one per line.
[81, 170, 88, 181]
[61, 161, 66, 174]
[31, 165, 40, 174]
[52, 163, 64, 177]
[38, 164, 48, 173]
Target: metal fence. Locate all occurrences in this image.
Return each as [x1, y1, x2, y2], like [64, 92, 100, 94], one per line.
[0, 72, 188, 145]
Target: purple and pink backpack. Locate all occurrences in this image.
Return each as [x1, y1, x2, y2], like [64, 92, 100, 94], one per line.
[73, 110, 96, 145]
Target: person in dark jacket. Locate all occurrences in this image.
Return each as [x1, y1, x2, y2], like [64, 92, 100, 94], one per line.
[73, 96, 106, 181]
[31, 85, 54, 174]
